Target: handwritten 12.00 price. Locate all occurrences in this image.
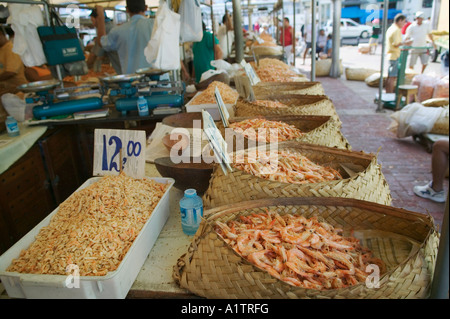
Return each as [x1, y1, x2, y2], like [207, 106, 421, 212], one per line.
[101, 135, 142, 172]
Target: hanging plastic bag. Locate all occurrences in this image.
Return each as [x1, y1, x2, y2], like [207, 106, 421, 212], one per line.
[7, 4, 47, 67]
[144, 1, 181, 70]
[179, 0, 203, 43]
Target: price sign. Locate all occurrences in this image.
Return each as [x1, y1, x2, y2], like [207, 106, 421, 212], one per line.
[240, 59, 261, 86]
[214, 86, 230, 128]
[202, 110, 232, 175]
[93, 129, 146, 179]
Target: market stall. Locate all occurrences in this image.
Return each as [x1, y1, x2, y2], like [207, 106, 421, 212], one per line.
[0, 0, 448, 302]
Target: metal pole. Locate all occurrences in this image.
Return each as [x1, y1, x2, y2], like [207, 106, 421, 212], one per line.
[293, 0, 296, 67]
[430, 192, 449, 299]
[311, 0, 316, 81]
[232, 0, 244, 62]
[376, 0, 389, 113]
[330, 0, 341, 78]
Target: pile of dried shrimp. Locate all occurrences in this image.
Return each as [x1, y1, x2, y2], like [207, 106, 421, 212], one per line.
[249, 99, 289, 109]
[214, 211, 386, 290]
[252, 58, 299, 82]
[229, 118, 304, 142]
[189, 81, 239, 105]
[233, 149, 342, 184]
[7, 173, 168, 276]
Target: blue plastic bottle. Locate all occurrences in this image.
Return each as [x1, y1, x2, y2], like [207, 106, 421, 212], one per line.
[5, 116, 20, 137]
[179, 189, 204, 236]
[137, 96, 149, 116]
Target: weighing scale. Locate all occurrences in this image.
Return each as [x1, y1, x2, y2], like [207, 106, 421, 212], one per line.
[18, 80, 104, 120]
[376, 46, 432, 110]
[101, 68, 184, 115]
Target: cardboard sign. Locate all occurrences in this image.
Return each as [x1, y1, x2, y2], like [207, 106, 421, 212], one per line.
[201, 110, 232, 175]
[93, 129, 146, 179]
[234, 75, 256, 102]
[214, 86, 230, 128]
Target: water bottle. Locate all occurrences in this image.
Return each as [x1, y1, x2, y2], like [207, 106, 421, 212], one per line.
[179, 189, 204, 236]
[5, 116, 20, 137]
[137, 96, 149, 116]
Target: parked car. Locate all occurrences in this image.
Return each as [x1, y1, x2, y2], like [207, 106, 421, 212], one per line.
[325, 18, 372, 39]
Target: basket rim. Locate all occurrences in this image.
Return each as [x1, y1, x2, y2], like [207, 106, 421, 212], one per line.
[203, 197, 434, 228]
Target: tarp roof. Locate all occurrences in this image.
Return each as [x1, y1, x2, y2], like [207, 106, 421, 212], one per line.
[47, 0, 160, 9]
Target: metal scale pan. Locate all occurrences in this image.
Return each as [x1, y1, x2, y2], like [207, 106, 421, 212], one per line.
[135, 68, 170, 77]
[100, 74, 144, 85]
[17, 79, 61, 93]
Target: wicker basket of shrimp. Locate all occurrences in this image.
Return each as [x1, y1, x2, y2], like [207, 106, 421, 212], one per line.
[252, 82, 325, 97]
[173, 196, 439, 299]
[216, 115, 351, 151]
[234, 95, 340, 124]
[202, 141, 391, 209]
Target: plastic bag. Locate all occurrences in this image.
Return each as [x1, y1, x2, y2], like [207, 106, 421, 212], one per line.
[7, 4, 47, 67]
[144, 1, 181, 70]
[179, 0, 203, 43]
[433, 75, 449, 98]
[1, 93, 32, 122]
[390, 102, 445, 138]
[416, 74, 439, 102]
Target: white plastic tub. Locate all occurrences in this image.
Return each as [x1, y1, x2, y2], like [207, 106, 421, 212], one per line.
[0, 176, 174, 299]
[185, 91, 236, 121]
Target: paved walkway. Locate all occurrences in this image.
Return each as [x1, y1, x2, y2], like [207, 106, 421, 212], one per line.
[294, 49, 448, 227]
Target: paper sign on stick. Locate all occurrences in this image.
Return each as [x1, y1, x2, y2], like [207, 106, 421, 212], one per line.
[93, 128, 146, 179]
[201, 110, 232, 175]
[214, 86, 230, 128]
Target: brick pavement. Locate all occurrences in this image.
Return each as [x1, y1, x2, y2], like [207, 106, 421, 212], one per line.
[318, 76, 448, 228]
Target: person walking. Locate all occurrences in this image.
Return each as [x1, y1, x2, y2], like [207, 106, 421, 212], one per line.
[385, 14, 412, 93]
[405, 11, 434, 74]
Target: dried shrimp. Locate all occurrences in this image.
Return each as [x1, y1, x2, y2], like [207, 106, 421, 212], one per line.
[189, 81, 239, 105]
[233, 149, 342, 184]
[229, 118, 304, 142]
[7, 173, 168, 276]
[214, 211, 386, 290]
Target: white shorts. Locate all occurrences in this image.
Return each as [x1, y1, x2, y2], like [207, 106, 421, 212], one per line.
[409, 50, 429, 67]
[284, 45, 293, 65]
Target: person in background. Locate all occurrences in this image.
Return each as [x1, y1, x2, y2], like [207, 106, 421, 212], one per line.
[369, 19, 381, 55]
[413, 139, 449, 203]
[405, 11, 434, 74]
[88, 8, 122, 74]
[192, 22, 223, 83]
[319, 34, 332, 59]
[385, 14, 412, 93]
[401, 19, 412, 35]
[0, 27, 27, 89]
[95, 0, 154, 74]
[217, 12, 234, 60]
[316, 29, 327, 56]
[302, 21, 318, 65]
[280, 17, 294, 66]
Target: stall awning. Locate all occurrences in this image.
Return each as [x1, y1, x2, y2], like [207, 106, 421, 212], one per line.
[341, 6, 365, 19]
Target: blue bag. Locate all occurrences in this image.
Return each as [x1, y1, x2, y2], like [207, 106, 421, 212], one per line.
[37, 8, 84, 66]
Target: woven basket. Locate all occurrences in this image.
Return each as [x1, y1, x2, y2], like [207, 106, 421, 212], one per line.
[202, 141, 392, 208]
[217, 115, 351, 151]
[234, 95, 340, 124]
[253, 82, 325, 97]
[173, 197, 439, 299]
